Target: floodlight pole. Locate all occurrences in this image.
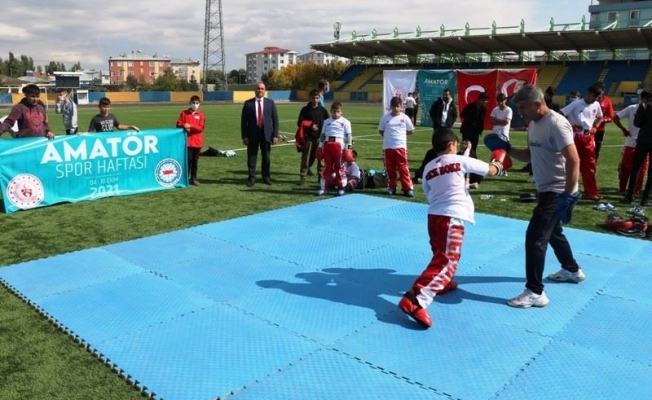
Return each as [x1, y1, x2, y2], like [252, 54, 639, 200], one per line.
[203, 0, 227, 91]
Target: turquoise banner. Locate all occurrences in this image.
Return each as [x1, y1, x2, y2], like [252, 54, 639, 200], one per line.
[0, 128, 187, 213]
[417, 70, 457, 128]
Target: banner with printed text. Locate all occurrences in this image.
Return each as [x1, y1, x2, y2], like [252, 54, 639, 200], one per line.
[497, 68, 538, 129]
[382, 70, 418, 114]
[416, 70, 456, 127]
[456, 70, 498, 131]
[0, 128, 188, 213]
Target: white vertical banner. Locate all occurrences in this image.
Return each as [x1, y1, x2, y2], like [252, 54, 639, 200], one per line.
[382, 70, 418, 114]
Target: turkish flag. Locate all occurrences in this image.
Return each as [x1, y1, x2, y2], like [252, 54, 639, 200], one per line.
[497, 69, 538, 97]
[457, 70, 497, 130]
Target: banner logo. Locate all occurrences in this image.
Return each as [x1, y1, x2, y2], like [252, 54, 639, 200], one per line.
[155, 159, 182, 187]
[7, 174, 45, 209]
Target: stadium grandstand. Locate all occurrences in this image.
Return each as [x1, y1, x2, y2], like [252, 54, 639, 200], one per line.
[311, 0, 652, 107]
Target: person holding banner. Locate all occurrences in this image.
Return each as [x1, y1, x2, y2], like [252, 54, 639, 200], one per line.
[0, 84, 55, 139]
[88, 97, 140, 133]
[176, 95, 205, 186]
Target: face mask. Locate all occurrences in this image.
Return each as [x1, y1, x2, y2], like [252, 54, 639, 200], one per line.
[191, 103, 200, 110]
[324, 87, 330, 94]
[58, 95, 65, 101]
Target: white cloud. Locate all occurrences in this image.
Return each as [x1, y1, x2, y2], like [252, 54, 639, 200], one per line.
[0, 0, 591, 72]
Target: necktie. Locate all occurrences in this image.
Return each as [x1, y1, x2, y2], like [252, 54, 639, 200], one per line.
[257, 100, 263, 128]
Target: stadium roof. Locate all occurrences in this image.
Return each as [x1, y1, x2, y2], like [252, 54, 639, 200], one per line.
[310, 26, 652, 59]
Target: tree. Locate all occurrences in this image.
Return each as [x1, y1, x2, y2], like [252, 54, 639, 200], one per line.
[45, 61, 66, 74]
[203, 69, 227, 89]
[288, 61, 349, 91]
[125, 74, 139, 90]
[6, 52, 19, 77]
[227, 69, 240, 84]
[70, 62, 83, 72]
[151, 68, 181, 91]
[19, 55, 35, 75]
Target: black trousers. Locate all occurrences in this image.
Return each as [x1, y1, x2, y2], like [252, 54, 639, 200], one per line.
[627, 141, 652, 202]
[460, 131, 483, 184]
[188, 147, 201, 179]
[525, 192, 579, 294]
[247, 129, 271, 180]
[594, 130, 605, 161]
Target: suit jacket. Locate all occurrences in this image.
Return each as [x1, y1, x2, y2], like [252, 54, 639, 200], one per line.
[429, 97, 458, 129]
[241, 97, 279, 141]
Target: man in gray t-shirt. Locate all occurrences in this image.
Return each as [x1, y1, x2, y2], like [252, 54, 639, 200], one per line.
[503, 84, 585, 309]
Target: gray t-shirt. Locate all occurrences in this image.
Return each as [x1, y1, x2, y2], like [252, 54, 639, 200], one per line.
[527, 110, 577, 193]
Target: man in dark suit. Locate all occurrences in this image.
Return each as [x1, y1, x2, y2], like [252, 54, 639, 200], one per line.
[429, 88, 458, 134]
[241, 82, 279, 186]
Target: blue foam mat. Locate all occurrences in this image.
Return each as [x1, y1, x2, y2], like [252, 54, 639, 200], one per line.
[1, 193, 651, 400]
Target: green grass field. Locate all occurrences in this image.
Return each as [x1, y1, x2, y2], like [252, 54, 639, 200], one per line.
[0, 101, 640, 399]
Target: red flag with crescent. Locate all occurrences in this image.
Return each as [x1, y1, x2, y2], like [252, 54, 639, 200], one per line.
[456, 70, 498, 130]
[497, 69, 538, 97]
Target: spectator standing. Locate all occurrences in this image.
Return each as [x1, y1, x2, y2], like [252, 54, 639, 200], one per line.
[569, 90, 581, 102]
[490, 93, 513, 142]
[317, 102, 352, 196]
[318, 79, 330, 108]
[55, 88, 78, 134]
[559, 83, 604, 201]
[544, 86, 561, 112]
[413, 91, 421, 125]
[297, 89, 330, 185]
[625, 89, 652, 206]
[379, 96, 415, 197]
[241, 82, 280, 187]
[428, 88, 458, 134]
[404, 92, 417, 125]
[593, 82, 614, 161]
[613, 92, 649, 196]
[460, 92, 489, 159]
[176, 95, 205, 186]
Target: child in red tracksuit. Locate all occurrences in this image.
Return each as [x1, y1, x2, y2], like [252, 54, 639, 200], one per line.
[176, 95, 206, 186]
[378, 96, 415, 197]
[398, 130, 502, 329]
[316, 102, 352, 196]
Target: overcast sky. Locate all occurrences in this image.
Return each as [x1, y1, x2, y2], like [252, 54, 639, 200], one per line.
[1, 0, 592, 73]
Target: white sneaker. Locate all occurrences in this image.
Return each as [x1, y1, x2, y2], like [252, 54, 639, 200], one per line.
[316, 189, 327, 196]
[548, 268, 586, 283]
[507, 289, 550, 308]
[527, 176, 535, 183]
